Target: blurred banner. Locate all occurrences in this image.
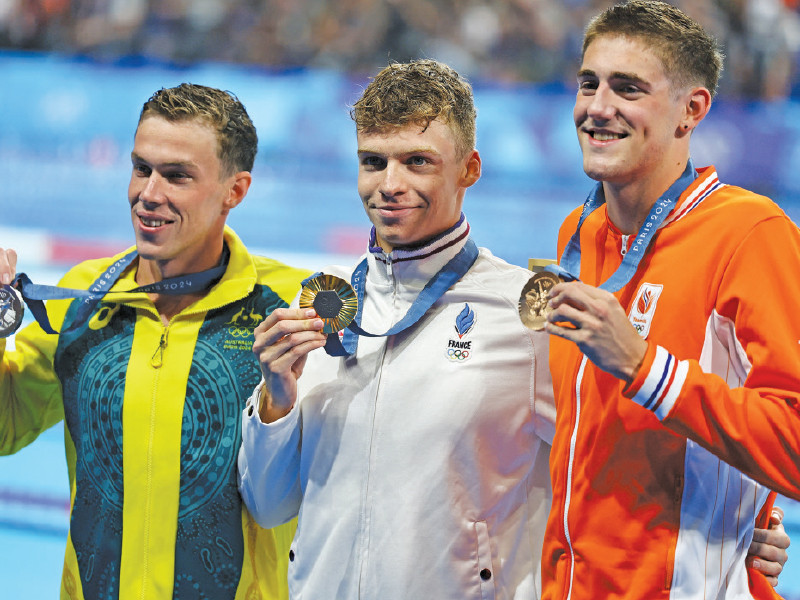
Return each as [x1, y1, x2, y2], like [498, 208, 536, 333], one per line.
[3, 51, 800, 269]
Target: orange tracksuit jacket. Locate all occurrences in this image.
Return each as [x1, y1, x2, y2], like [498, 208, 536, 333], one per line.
[543, 166, 800, 599]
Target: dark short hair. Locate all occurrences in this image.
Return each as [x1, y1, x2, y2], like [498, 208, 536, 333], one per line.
[351, 59, 477, 158]
[139, 83, 258, 175]
[583, 0, 723, 98]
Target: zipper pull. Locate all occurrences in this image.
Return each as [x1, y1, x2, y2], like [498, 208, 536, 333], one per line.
[620, 234, 629, 257]
[151, 329, 168, 368]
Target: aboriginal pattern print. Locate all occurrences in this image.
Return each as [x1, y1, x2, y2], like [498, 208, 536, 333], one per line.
[54, 285, 287, 599]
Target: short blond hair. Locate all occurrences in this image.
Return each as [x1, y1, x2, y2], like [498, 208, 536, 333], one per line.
[351, 59, 477, 158]
[139, 83, 258, 176]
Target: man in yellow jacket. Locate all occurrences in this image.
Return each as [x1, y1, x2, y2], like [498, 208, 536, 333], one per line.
[0, 83, 307, 599]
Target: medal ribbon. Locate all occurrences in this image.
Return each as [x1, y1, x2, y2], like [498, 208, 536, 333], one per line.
[13, 246, 229, 334]
[551, 160, 698, 291]
[320, 238, 479, 357]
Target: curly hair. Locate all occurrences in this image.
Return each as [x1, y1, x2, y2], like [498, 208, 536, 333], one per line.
[583, 0, 723, 99]
[138, 83, 258, 176]
[351, 59, 477, 159]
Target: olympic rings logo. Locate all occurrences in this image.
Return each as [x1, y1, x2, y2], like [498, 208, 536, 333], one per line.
[446, 348, 471, 361]
[227, 326, 255, 338]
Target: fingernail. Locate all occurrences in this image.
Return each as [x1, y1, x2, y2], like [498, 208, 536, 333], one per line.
[305, 309, 316, 318]
[752, 560, 761, 569]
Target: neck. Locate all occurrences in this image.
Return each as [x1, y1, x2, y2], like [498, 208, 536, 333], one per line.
[136, 245, 225, 324]
[603, 160, 689, 235]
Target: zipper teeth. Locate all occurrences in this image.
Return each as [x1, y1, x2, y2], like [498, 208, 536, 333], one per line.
[140, 359, 160, 599]
[564, 356, 587, 600]
[141, 323, 167, 598]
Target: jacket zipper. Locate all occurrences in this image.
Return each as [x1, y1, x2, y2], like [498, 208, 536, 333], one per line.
[141, 323, 168, 597]
[620, 234, 629, 257]
[150, 327, 169, 368]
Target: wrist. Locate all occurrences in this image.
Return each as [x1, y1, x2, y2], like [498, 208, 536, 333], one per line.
[257, 380, 294, 423]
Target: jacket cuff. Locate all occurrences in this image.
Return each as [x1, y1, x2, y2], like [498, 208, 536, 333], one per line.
[244, 379, 299, 427]
[623, 342, 689, 421]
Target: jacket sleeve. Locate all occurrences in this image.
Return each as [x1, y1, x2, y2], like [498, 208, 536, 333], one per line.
[238, 381, 303, 528]
[624, 215, 800, 499]
[0, 293, 73, 456]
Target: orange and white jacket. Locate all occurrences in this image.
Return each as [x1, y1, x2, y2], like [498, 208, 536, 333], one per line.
[543, 166, 800, 599]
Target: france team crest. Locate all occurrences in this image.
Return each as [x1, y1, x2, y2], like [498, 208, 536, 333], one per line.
[446, 303, 475, 362]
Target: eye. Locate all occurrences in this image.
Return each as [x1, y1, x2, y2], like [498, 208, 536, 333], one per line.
[360, 155, 386, 169]
[133, 163, 151, 177]
[408, 156, 428, 167]
[166, 171, 190, 182]
[618, 83, 642, 95]
[578, 79, 597, 93]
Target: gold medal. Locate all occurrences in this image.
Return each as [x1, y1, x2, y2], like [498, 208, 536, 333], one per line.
[299, 274, 358, 334]
[518, 271, 560, 331]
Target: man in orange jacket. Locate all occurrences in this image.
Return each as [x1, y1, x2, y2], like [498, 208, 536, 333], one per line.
[541, 1, 794, 597]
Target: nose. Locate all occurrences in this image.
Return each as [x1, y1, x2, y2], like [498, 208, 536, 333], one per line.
[585, 83, 617, 122]
[137, 172, 166, 206]
[378, 160, 407, 199]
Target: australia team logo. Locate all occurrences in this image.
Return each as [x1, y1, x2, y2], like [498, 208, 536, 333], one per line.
[628, 282, 663, 339]
[223, 305, 265, 351]
[445, 303, 475, 362]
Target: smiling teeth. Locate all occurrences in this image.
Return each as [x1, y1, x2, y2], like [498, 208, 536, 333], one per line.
[141, 218, 166, 227]
[593, 132, 622, 141]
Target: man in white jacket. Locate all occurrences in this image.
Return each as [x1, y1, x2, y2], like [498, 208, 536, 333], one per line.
[237, 59, 789, 599]
[238, 59, 556, 599]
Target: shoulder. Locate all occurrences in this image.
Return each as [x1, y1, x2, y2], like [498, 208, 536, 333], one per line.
[689, 167, 788, 226]
[464, 247, 532, 300]
[249, 254, 313, 305]
[58, 248, 136, 288]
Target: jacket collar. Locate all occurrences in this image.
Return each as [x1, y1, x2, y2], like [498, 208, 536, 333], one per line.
[110, 225, 256, 314]
[364, 214, 471, 290]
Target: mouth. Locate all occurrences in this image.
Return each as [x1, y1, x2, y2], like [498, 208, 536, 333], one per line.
[585, 128, 627, 142]
[136, 214, 174, 229]
[371, 205, 418, 217]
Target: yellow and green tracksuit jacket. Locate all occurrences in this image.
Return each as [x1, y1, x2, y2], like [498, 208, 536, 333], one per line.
[0, 227, 309, 600]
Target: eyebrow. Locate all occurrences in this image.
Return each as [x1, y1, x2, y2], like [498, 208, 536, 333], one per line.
[130, 152, 196, 169]
[357, 146, 440, 156]
[577, 68, 649, 86]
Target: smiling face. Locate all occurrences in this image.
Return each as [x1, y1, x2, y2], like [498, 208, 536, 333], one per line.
[574, 35, 691, 194]
[357, 118, 480, 252]
[128, 116, 250, 278]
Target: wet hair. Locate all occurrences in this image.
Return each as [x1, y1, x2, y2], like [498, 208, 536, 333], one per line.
[351, 59, 477, 158]
[138, 83, 258, 176]
[583, 0, 723, 98]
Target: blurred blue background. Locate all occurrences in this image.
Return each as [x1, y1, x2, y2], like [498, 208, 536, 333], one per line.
[2, 0, 800, 596]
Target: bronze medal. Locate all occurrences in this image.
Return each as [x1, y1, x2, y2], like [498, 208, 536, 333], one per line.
[299, 274, 358, 334]
[0, 284, 24, 338]
[518, 271, 560, 331]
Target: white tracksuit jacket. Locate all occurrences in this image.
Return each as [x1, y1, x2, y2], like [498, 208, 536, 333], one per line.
[238, 219, 555, 600]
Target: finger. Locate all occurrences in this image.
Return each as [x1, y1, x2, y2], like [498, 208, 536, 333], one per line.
[0, 248, 18, 285]
[746, 554, 782, 581]
[771, 507, 784, 526]
[254, 312, 324, 349]
[752, 523, 790, 551]
[254, 307, 319, 334]
[259, 336, 326, 381]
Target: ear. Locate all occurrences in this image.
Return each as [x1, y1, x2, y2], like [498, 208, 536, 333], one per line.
[460, 150, 482, 188]
[222, 171, 252, 214]
[678, 86, 712, 136]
